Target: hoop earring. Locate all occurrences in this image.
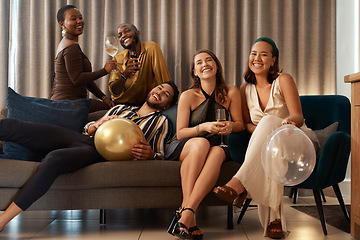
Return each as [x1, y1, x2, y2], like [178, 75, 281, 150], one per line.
[62, 28, 67, 37]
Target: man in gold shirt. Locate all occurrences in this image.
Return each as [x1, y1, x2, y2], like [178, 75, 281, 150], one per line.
[109, 23, 171, 105]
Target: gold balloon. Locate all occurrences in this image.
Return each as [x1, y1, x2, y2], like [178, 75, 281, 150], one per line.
[94, 117, 145, 161]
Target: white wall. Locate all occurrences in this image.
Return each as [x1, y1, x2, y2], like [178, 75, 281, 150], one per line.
[336, 0, 359, 194]
[337, 0, 358, 97]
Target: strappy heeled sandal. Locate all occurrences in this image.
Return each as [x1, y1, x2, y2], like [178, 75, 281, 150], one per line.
[267, 219, 283, 239]
[167, 207, 183, 235]
[189, 226, 203, 240]
[213, 185, 247, 208]
[171, 208, 195, 239]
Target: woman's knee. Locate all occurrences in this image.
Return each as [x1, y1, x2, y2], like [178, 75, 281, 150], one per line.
[192, 137, 210, 146]
[184, 138, 210, 153]
[257, 115, 282, 131]
[180, 138, 211, 161]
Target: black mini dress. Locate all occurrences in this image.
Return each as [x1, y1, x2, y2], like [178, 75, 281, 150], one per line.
[165, 88, 229, 160]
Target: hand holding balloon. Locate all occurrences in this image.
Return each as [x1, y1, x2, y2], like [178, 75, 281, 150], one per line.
[132, 139, 155, 160]
[281, 117, 296, 126]
[93, 115, 118, 129]
[87, 115, 119, 136]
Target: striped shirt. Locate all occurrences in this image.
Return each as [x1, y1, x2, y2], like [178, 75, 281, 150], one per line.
[84, 104, 172, 159]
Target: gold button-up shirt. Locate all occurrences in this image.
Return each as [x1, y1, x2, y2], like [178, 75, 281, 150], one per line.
[109, 41, 171, 105]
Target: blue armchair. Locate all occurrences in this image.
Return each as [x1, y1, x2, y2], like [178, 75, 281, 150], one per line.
[236, 95, 351, 235]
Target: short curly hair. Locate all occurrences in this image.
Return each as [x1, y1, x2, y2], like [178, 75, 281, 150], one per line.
[57, 5, 77, 23]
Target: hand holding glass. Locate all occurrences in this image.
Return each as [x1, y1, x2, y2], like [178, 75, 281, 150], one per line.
[129, 50, 140, 71]
[216, 109, 227, 147]
[105, 36, 120, 72]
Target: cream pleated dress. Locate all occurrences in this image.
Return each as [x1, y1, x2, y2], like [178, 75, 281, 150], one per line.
[234, 76, 319, 237]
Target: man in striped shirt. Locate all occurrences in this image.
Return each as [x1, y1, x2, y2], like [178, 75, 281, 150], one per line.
[0, 81, 179, 229]
[84, 81, 179, 160]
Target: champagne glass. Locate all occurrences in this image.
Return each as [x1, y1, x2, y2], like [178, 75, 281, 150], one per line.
[105, 36, 120, 72]
[129, 50, 140, 71]
[216, 108, 228, 147]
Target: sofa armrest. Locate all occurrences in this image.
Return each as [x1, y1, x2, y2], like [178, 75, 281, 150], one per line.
[295, 131, 351, 189]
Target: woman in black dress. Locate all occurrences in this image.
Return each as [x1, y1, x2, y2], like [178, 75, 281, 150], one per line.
[166, 49, 244, 239]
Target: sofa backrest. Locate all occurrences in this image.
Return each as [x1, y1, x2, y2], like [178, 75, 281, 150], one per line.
[300, 95, 350, 135]
[161, 95, 351, 136]
[161, 104, 178, 137]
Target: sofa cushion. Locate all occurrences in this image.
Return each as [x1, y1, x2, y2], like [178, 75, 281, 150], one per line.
[0, 158, 240, 190]
[161, 104, 177, 137]
[1, 88, 91, 161]
[314, 121, 339, 157]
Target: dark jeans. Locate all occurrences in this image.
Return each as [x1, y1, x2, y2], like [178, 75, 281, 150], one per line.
[0, 118, 104, 210]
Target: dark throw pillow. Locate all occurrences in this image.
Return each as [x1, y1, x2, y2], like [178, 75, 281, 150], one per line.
[1, 87, 91, 161]
[314, 122, 339, 157]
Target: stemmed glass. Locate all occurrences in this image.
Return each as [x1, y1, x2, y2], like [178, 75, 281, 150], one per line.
[105, 36, 120, 72]
[216, 108, 228, 147]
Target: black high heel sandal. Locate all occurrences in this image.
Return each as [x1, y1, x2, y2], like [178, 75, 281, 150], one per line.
[189, 226, 204, 240]
[171, 208, 195, 239]
[167, 207, 182, 235]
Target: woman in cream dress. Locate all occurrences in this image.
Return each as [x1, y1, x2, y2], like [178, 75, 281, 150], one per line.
[213, 37, 318, 239]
